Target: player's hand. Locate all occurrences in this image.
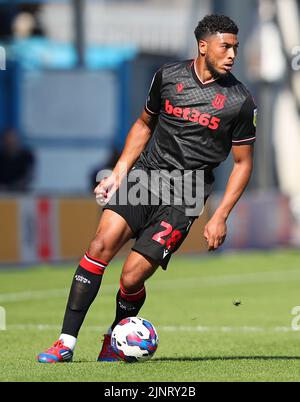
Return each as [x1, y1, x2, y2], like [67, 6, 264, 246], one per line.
[94, 174, 119, 206]
[203, 216, 227, 251]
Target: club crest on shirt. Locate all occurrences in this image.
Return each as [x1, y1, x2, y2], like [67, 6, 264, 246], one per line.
[212, 93, 227, 110]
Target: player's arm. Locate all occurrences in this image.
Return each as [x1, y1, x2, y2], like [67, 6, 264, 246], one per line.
[204, 94, 257, 251]
[111, 65, 162, 180]
[111, 111, 158, 181]
[94, 111, 157, 204]
[204, 144, 254, 251]
[94, 69, 162, 204]
[112, 67, 162, 182]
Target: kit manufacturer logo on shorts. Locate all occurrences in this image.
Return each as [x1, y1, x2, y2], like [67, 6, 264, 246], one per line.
[163, 249, 170, 259]
[186, 220, 192, 232]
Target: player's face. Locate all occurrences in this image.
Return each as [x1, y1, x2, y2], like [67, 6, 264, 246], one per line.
[202, 33, 239, 78]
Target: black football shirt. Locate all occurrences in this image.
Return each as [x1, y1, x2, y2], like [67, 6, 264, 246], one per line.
[133, 59, 257, 216]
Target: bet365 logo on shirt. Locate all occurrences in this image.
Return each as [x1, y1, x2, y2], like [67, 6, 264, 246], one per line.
[165, 99, 221, 130]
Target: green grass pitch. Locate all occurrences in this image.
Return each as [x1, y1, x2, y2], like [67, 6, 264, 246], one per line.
[1, 250, 300, 382]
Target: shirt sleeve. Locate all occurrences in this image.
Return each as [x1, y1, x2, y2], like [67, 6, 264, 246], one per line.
[231, 95, 257, 146]
[144, 69, 162, 116]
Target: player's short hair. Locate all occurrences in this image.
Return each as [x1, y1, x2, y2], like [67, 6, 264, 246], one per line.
[194, 15, 239, 42]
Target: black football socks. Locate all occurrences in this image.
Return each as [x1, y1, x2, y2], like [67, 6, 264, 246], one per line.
[111, 284, 146, 331]
[61, 253, 108, 339]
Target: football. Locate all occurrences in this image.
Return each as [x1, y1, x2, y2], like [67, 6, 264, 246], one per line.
[111, 317, 159, 363]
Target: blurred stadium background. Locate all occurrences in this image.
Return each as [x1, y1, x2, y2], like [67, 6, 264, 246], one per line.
[0, 0, 299, 266]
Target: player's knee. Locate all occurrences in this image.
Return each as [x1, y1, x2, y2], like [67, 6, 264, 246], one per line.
[120, 273, 144, 294]
[88, 236, 109, 260]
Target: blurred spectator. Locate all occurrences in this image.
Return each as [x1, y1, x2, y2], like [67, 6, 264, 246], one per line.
[0, 129, 35, 192]
[12, 11, 44, 39]
[12, 12, 36, 39]
[0, 3, 43, 40]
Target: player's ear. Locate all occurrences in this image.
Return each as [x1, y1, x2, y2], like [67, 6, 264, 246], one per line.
[198, 39, 207, 56]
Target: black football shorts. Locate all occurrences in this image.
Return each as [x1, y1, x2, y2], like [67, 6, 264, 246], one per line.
[103, 184, 195, 270]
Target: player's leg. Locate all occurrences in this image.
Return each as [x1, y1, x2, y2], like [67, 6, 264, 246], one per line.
[60, 209, 133, 337]
[113, 250, 159, 329]
[98, 205, 195, 361]
[98, 250, 159, 361]
[37, 209, 133, 363]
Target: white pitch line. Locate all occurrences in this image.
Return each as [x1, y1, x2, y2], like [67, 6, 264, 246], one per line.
[1, 268, 300, 303]
[4, 324, 298, 333]
[0, 284, 116, 303]
[0, 288, 69, 303]
[150, 268, 300, 291]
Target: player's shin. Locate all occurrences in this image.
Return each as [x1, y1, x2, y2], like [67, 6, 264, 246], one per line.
[110, 283, 146, 331]
[60, 253, 108, 348]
